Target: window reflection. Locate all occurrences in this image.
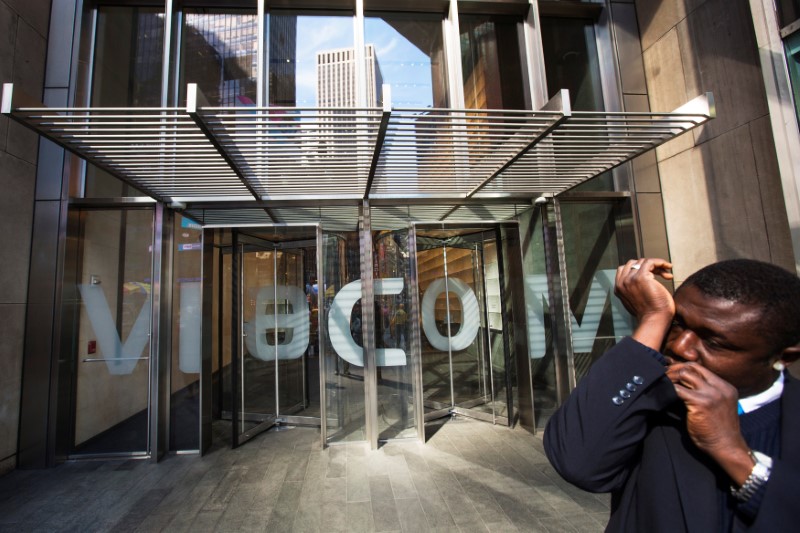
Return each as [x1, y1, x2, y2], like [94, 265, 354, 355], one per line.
[540, 17, 603, 112]
[784, 32, 800, 128]
[86, 6, 162, 197]
[561, 202, 636, 382]
[92, 7, 164, 107]
[541, 16, 610, 190]
[364, 13, 448, 108]
[268, 12, 354, 107]
[460, 15, 526, 110]
[181, 10, 258, 106]
[777, 0, 800, 28]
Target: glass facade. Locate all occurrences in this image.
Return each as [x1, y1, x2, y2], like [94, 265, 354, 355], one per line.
[171, 215, 202, 451]
[85, 6, 164, 198]
[39, 0, 646, 460]
[364, 13, 448, 108]
[786, 32, 800, 129]
[460, 15, 526, 110]
[560, 201, 637, 383]
[540, 16, 603, 112]
[269, 12, 354, 107]
[180, 10, 258, 106]
[540, 15, 613, 191]
[777, 0, 800, 28]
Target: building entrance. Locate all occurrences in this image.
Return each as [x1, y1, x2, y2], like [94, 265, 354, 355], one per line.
[216, 227, 322, 447]
[413, 225, 517, 427]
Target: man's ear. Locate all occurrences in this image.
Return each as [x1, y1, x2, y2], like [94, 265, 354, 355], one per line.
[778, 344, 800, 366]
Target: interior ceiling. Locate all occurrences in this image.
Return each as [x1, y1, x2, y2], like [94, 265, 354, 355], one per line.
[2, 83, 714, 226]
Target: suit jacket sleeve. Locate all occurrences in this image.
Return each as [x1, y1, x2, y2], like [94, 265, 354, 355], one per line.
[743, 375, 800, 530]
[543, 337, 679, 493]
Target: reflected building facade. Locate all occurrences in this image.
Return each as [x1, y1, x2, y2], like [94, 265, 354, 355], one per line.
[317, 44, 383, 107]
[1, 0, 799, 475]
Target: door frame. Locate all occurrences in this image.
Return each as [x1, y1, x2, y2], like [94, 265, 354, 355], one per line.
[409, 221, 525, 439]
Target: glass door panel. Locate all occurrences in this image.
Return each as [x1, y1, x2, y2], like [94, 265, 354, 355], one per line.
[236, 239, 278, 444]
[486, 239, 509, 420]
[414, 227, 513, 428]
[417, 245, 452, 417]
[374, 230, 417, 441]
[448, 245, 488, 410]
[67, 208, 153, 456]
[321, 230, 366, 443]
[276, 249, 309, 418]
[221, 226, 322, 449]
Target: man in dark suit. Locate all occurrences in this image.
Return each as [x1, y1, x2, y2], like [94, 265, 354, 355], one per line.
[544, 258, 800, 532]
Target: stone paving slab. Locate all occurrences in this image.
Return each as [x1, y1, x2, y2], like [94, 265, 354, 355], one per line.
[0, 418, 609, 532]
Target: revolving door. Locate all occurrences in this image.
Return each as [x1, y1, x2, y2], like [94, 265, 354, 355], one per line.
[412, 224, 518, 427]
[212, 226, 323, 447]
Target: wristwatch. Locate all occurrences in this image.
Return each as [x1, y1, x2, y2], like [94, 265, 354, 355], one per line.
[730, 450, 773, 501]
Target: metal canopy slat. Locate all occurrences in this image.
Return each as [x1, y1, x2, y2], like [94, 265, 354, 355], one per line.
[1, 82, 714, 209]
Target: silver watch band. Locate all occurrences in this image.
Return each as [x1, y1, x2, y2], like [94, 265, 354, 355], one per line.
[730, 450, 773, 502]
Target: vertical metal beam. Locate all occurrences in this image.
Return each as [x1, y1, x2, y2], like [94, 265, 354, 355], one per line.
[273, 247, 280, 417]
[170, 8, 183, 107]
[316, 225, 328, 447]
[523, 0, 549, 109]
[550, 199, 577, 394]
[258, 0, 266, 107]
[594, 2, 631, 192]
[477, 241, 495, 423]
[354, 0, 366, 108]
[18, 202, 63, 468]
[407, 225, 425, 442]
[149, 203, 173, 462]
[359, 200, 378, 449]
[230, 230, 241, 445]
[161, 0, 174, 108]
[18, 0, 82, 469]
[445, 0, 465, 109]
[748, 0, 800, 274]
[507, 221, 533, 429]
[442, 245, 455, 408]
[494, 227, 514, 426]
[200, 228, 214, 454]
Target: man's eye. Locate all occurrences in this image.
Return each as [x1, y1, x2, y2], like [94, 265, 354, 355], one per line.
[703, 338, 721, 349]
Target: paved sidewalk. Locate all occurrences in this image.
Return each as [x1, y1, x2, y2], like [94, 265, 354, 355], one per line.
[0, 417, 609, 532]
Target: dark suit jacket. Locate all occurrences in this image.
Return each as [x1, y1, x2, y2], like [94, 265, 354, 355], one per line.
[543, 337, 800, 532]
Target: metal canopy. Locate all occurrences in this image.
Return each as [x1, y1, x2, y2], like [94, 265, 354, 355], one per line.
[2, 82, 714, 213]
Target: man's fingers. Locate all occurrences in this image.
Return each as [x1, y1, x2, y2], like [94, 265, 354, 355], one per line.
[666, 363, 716, 392]
[617, 258, 673, 280]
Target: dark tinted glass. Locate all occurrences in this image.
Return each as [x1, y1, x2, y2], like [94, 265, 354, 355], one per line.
[540, 16, 603, 111]
[460, 15, 526, 109]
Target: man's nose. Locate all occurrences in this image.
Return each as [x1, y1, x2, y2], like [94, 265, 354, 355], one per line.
[666, 330, 700, 361]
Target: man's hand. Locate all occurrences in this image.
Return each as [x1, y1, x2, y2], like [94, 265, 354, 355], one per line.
[614, 258, 675, 351]
[666, 362, 754, 486]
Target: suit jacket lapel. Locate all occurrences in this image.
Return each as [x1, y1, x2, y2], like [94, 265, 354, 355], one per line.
[661, 411, 720, 532]
[781, 374, 800, 465]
